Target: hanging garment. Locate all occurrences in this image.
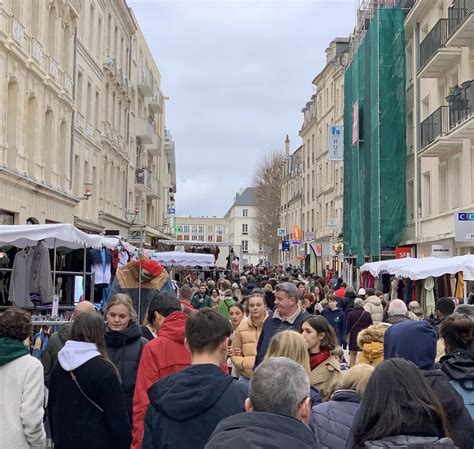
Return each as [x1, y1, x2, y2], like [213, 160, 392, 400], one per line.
[390, 278, 399, 300]
[9, 248, 34, 307]
[90, 249, 112, 285]
[421, 277, 436, 316]
[29, 240, 54, 303]
[455, 272, 464, 299]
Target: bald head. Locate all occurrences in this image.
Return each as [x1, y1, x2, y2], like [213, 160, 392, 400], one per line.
[73, 300, 96, 318]
[388, 299, 408, 317]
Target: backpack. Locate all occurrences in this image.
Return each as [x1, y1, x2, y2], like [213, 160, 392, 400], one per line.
[450, 378, 474, 419]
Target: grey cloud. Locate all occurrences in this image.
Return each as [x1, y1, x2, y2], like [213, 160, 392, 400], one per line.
[128, 0, 354, 216]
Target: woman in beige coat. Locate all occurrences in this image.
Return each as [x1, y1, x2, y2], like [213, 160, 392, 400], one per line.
[232, 293, 268, 380]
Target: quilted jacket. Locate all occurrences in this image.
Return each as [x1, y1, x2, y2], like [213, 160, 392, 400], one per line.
[312, 389, 360, 449]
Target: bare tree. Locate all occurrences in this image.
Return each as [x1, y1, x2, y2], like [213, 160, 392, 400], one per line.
[252, 151, 285, 266]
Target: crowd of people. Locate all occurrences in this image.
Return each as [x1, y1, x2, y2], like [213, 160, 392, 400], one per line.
[0, 262, 473, 448]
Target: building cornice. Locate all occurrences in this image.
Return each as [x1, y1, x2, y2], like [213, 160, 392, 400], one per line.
[0, 167, 78, 205]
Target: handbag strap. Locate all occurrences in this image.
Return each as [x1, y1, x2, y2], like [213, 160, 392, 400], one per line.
[69, 371, 104, 413]
[347, 310, 367, 335]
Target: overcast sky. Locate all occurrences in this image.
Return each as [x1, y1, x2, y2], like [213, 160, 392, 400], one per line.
[128, 0, 355, 217]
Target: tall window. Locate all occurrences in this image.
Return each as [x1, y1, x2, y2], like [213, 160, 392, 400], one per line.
[439, 162, 447, 213]
[47, 6, 56, 57]
[422, 171, 431, 217]
[198, 225, 205, 234]
[77, 72, 83, 113]
[243, 209, 248, 217]
[242, 240, 248, 252]
[191, 225, 198, 233]
[407, 179, 414, 223]
[452, 157, 461, 209]
[182, 225, 189, 233]
[242, 224, 248, 235]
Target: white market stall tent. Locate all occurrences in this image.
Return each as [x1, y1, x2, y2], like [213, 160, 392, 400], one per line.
[361, 255, 474, 281]
[150, 251, 215, 268]
[0, 223, 123, 306]
[0, 223, 106, 249]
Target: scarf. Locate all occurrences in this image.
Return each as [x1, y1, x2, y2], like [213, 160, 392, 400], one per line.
[310, 349, 331, 371]
[0, 338, 29, 366]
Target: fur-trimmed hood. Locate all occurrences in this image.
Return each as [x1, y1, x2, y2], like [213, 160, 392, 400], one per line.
[357, 325, 388, 347]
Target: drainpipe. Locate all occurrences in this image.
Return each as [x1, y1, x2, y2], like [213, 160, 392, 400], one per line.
[415, 23, 421, 245]
[69, 25, 78, 193]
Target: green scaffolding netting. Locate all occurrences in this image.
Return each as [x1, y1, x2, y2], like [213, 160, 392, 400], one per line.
[343, 7, 407, 266]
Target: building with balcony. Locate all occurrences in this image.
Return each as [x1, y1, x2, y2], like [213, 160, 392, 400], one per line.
[0, 1, 177, 244]
[280, 137, 303, 267]
[0, 0, 79, 225]
[131, 23, 171, 245]
[300, 37, 349, 273]
[72, 0, 136, 236]
[404, 0, 474, 257]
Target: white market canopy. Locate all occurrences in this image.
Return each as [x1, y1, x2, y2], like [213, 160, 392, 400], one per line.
[150, 251, 215, 267]
[158, 239, 232, 248]
[361, 255, 474, 281]
[0, 224, 107, 249]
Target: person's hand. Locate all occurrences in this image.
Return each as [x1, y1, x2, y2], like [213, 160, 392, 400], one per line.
[233, 348, 242, 356]
[227, 347, 233, 357]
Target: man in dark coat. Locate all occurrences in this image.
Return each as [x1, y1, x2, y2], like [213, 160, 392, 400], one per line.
[254, 282, 309, 367]
[142, 309, 247, 449]
[384, 319, 473, 449]
[385, 299, 412, 325]
[206, 357, 316, 449]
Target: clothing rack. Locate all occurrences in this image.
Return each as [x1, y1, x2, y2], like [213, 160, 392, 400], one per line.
[0, 267, 96, 303]
[0, 305, 75, 311]
[31, 320, 72, 326]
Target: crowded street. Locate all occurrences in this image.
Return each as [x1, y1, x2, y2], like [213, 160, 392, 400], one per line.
[1, 0, 474, 448]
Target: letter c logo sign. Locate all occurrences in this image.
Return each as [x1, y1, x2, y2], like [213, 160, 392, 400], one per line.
[459, 213, 467, 221]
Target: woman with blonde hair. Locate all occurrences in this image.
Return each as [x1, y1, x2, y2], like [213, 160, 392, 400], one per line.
[264, 330, 322, 404]
[105, 293, 147, 423]
[312, 364, 374, 448]
[232, 293, 268, 381]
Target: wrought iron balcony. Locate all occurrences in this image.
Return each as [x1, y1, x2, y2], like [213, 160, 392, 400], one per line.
[419, 19, 449, 69]
[420, 106, 449, 149]
[448, 0, 474, 41]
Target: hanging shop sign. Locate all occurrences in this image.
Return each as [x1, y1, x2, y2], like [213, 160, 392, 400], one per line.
[281, 240, 290, 252]
[454, 212, 474, 242]
[277, 228, 286, 237]
[328, 125, 344, 161]
[304, 231, 315, 241]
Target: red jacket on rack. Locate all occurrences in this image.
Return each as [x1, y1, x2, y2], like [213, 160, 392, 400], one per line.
[131, 311, 191, 449]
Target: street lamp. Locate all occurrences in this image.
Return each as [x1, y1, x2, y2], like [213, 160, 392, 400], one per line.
[124, 208, 140, 225]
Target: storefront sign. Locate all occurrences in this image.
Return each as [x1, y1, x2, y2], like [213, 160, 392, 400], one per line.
[396, 246, 412, 259]
[277, 228, 286, 237]
[431, 245, 452, 258]
[328, 125, 344, 161]
[455, 212, 474, 242]
[282, 240, 290, 252]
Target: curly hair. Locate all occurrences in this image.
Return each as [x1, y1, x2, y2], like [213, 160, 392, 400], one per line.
[0, 308, 32, 341]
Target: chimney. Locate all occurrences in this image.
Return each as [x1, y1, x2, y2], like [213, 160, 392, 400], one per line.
[285, 135, 290, 157]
